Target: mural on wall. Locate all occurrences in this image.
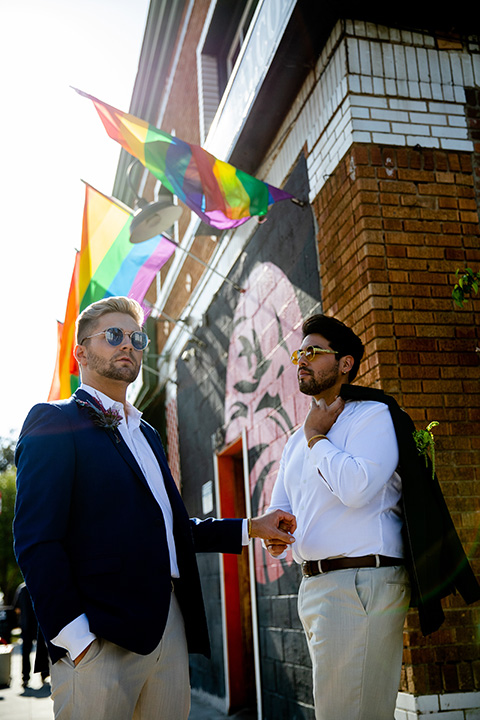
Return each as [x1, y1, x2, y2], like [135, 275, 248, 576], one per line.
[224, 261, 310, 583]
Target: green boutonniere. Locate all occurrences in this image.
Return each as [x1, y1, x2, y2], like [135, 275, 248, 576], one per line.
[413, 421, 439, 479]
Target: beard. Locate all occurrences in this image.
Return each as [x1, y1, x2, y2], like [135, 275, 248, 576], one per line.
[86, 348, 140, 383]
[298, 362, 340, 396]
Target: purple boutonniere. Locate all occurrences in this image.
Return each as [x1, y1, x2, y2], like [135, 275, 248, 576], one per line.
[75, 396, 122, 443]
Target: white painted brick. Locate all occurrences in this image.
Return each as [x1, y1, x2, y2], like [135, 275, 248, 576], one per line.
[347, 37, 360, 74]
[352, 94, 386, 108]
[419, 82, 432, 98]
[386, 78, 397, 95]
[473, 54, 480, 85]
[394, 122, 430, 135]
[466, 709, 480, 720]
[383, 43, 395, 77]
[351, 106, 370, 118]
[424, 34, 435, 48]
[423, 713, 464, 720]
[378, 25, 390, 41]
[443, 85, 455, 102]
[410, 112, 445, 125]
[428, 49, 442, 84]
[365, 22, 378, 39]
[449, 114, 468, 128]
[431, 125, 468, 139]
[450, 53, 464, 85]
[454, 85, 466, 103]
[374, 108, 409, 122]
[405, 46, 419, 81]
[401, 30, 413, 44]
[351, 130, 371, 143]
[440, 53, 453, 84]
[396, 693, 417, 711]
[348, 74, 362, 93]
[397, 80, 409, 96]
[353, 19, 367, 37]
[361, 75, 374, 93]
[408, 81, 421, 98]
[359, 39, 372, 75]
[461, 55, 475, 86]
[354, 118, 390, 132]
[407, 136, 440, 148]
[429, 101, 464, 114]
[372, 132, 406, 144]
[394, 45, 407, 79]
[416, 47, 429, 80]
[440, 138, 474, 151]
[441, 693, 480, 710]
[412, 32, 425, 46]
[416, 694, 441, 712]
[373, 76, 385, 94]
[371, 43, 384, 76]
[390, 98, 428, 112]
[431, 83, 444, 100]
[390, 27, 402, 43]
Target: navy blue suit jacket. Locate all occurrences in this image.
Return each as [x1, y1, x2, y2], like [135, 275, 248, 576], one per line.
[14, 389, 242, 663]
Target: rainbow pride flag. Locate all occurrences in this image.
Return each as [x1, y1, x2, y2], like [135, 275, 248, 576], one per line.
[75, 89, 294, 229]
[48, 184, 175, 400]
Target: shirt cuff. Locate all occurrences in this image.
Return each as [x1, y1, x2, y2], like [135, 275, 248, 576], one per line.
[242, 518, 250, 545]
[51, 614, 97, 660]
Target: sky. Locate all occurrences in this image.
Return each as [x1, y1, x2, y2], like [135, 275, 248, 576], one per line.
[0, 0, 150, 438]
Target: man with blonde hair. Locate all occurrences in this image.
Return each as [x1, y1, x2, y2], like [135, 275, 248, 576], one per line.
[14, 296, 295, 720]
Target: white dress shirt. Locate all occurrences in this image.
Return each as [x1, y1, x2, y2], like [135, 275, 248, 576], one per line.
[269, 399, 404, 563]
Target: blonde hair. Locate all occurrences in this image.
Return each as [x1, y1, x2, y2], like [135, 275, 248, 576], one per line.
[76, 297, 145, 345]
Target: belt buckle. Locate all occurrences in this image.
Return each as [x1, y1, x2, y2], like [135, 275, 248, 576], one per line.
[317, 560, 324, 574]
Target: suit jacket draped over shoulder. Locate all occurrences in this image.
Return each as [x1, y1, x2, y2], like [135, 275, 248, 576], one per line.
[340, 384, 480, 636]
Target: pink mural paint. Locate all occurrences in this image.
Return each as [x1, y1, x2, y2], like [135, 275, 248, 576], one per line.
[224, 262, 309, 583]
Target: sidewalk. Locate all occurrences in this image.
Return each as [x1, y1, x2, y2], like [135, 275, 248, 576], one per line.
[0, 643, 255, 719]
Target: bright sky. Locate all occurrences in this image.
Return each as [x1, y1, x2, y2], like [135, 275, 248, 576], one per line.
[0, 0, 150, 438]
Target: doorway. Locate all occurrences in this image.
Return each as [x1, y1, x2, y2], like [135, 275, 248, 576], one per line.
[214, 431, 261, 718]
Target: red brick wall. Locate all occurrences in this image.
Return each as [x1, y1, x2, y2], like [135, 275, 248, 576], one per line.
[313, 143, 480, 694]
[165, 397, 181, 489]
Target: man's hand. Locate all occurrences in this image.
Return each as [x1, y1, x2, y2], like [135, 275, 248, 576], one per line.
[304, 396, 344, 446]
[250, 509, 296, 544]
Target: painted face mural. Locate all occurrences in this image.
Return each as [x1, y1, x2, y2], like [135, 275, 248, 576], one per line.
[224, 262, 309, 583]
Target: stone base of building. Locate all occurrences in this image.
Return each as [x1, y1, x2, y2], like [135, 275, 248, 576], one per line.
[395, 691, 480, 719]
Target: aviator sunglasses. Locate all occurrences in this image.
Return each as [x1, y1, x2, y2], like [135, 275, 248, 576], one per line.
[290, 345, 337, 364]
[81, 327, 150, 351]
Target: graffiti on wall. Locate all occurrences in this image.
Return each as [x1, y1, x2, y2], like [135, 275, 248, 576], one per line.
[224, 262, 310, 583]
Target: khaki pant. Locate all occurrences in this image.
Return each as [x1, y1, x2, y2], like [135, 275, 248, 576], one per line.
[51, 593, 190, 720]
[298, 565, 410, 720]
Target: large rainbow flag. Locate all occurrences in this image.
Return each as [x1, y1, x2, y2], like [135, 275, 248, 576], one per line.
[48, 184, 175, 400]
[74, 89, 294, 229]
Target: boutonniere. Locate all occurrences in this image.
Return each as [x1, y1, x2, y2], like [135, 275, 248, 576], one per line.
[75, 396, 122, 443]
[412, 421, 439, 479]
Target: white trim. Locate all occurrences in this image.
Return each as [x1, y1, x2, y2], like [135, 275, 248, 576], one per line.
[395, 691, 480, 718]
[212, 451, 230, 714]
[241, 427, 263, 720]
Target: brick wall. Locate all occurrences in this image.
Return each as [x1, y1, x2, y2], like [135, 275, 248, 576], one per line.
[313, 141, 480, 695]
[165, 397, 181, 488]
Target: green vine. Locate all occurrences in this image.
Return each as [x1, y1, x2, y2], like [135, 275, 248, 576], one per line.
[452, 267, 480, 308]
[413, 421, 439, 480]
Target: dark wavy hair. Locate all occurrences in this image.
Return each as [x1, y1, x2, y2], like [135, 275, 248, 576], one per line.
[302, 314, 364, 382]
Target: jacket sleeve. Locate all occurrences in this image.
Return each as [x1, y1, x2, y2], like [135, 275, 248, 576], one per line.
[189, 517, 243, 554]
[14, 403, 86, 642]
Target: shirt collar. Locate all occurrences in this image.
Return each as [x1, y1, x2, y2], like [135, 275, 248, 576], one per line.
[79, 383, 142, 430]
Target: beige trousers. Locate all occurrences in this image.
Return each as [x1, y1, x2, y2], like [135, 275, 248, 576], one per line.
[50, 593, 190, 720]
[298, 565, 410, 720]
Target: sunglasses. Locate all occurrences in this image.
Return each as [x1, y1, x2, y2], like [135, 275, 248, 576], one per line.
[81, 327, 150, 351]
[290, 346, 337, 364]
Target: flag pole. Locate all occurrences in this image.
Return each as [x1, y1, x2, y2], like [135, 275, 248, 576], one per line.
[81, 180, 245, 294]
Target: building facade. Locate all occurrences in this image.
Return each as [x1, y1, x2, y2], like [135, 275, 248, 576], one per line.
[114, 2, 480, 717]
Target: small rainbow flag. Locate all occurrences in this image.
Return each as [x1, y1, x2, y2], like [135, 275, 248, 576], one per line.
[74, 88, 294, 229]
[48, 184, 175, 400]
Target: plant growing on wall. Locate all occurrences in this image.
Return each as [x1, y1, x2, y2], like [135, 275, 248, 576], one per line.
[452, 267, 480, 308]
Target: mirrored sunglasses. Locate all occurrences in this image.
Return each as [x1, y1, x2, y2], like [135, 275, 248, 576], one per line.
[81, 327, 150, 351]
[290, 345, 337, 364]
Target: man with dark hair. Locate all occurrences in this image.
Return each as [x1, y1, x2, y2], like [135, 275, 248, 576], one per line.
[267, 314, 479, 720]
[14, 296, 296, 720]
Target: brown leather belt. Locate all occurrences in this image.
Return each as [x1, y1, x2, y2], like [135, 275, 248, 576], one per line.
[302, 555, 403, 577]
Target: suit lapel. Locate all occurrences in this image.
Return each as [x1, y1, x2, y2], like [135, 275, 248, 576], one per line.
[73, 389, 151, 492]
